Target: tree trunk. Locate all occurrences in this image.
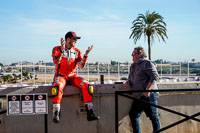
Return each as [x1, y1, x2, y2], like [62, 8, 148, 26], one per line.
[148, 35, 151, 60]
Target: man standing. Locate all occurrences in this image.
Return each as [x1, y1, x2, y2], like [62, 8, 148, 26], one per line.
[124, 46, 161, 133]
[52, 31, 99, 123]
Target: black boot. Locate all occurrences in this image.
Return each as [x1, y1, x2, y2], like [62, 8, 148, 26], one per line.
[85, 105, 100, 121]
[53, 110, 60, 123]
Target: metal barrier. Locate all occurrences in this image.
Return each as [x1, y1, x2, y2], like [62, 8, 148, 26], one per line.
[115, 88, 200, 133]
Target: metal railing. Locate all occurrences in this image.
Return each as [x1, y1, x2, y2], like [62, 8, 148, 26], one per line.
[115, 88, 200, 133]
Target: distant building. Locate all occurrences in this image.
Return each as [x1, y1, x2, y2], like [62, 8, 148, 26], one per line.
[191, 63, 200, 68]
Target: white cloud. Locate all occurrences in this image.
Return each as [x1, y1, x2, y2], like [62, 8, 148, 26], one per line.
[19, 18, 133, 62]
[25, 19, 67, 36]
[95, 14, 121, 21]
[24, 19, 130, 39]
[107, 14, 120, 20]
[60, 7, 89, 15]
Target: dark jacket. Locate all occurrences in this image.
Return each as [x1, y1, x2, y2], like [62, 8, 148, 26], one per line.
[127, 58, 159, 93]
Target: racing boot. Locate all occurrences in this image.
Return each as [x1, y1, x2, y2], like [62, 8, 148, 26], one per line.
[85, 102, 100, 121]
[53, 104, 61, 123]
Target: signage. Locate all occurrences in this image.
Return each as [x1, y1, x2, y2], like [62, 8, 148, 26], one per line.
[21, 94, 34, 114]
[7, 95, 21, 115]
[34, 94, 48, 114]
[7, 93, 48, 115]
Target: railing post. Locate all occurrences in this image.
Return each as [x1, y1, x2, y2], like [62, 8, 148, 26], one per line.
[115, 91, 119, 133]
[100, 75, 104, 84]
[45, 114, 48, 133]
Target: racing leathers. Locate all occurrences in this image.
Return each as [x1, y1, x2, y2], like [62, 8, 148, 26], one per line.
[52, 46, 92, 104]
[52, 45, 98, 122]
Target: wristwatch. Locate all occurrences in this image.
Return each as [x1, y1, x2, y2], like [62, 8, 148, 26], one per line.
[84, 55, 88, 58]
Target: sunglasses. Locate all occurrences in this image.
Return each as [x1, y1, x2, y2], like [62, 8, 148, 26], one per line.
[132, 53, 138, 56]
[70, 38, 77, 41]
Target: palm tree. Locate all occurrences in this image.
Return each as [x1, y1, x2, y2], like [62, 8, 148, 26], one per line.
[12, 73, 18, 83]
[130, 10, 168, 60]
[23, 71, 29, 80]
[191, 59, 195, 63]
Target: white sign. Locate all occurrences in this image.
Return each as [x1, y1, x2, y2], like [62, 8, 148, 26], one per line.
[34, 94, 48, 114]
[7, 95, 20, 115]
[21, 95, 34, 114]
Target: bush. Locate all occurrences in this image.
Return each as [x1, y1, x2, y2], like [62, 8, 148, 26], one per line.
[1, 74, 13, 82]
[121, 77, 128, 80]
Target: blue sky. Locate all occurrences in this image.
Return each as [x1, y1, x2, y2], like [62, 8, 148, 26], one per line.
[0, 0, 200, 65]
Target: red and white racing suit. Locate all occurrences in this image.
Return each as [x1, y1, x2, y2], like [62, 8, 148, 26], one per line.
[52, 46, 92, 104]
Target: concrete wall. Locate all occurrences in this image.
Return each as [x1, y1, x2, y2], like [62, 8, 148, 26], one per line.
[0, 83, 200, 133]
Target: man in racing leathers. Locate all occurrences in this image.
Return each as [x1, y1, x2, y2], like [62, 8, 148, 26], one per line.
[52, 31, 99, 123]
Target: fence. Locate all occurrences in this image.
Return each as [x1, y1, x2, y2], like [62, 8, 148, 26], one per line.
[115, 88, 200, 133]
[1, 62, 200, 86]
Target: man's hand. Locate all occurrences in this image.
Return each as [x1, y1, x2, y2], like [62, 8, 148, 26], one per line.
[84, 45, 93, 57]
[142, 92, 150, 97]
[142, 82, 153, 97]
[124, 82, 132, 89]
[60, 38, 65, 52]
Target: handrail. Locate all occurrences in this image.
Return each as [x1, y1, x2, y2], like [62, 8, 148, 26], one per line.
[115, 88, 200, 133]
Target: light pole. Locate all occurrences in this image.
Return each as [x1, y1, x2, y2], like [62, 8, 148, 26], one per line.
[87, 63, 89, 82]
[180, 62, 181, 76]
[161, 60, 163, 78]
[188, 61, 189, 77]
[21, 60, 22, 84]
[108, 62, 110, 81]
[98, 62, 100, 83]
[45, 62, 46, 84]
[34, 63, 35, 85]
[170, 63, 172, 78]
[118, 62, 120, 81]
